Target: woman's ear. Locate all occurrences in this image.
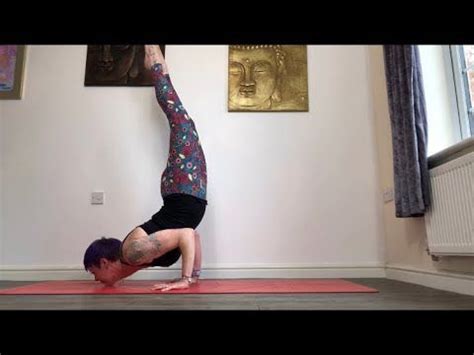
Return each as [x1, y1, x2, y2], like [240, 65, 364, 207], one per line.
[100, 258, 109, 269]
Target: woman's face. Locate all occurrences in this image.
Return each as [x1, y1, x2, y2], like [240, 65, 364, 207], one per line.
[88, 259, 122, 286]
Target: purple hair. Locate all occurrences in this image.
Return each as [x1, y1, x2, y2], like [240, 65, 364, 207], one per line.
[83, 237, 122, 270]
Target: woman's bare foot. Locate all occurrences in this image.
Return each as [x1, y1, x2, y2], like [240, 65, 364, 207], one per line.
[144, 45, 168, 74]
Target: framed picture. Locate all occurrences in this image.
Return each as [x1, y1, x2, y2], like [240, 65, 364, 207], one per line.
[0, 45, 26, 100]
[84, 45, 166, 86]
[228, 45, 309, 112]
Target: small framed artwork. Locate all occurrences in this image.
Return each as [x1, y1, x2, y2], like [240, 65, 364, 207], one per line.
[0, 45, 27, 100]
[84, 45, 166, 86]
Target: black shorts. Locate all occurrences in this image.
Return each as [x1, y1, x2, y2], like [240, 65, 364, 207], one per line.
[139, 193, 207, 267]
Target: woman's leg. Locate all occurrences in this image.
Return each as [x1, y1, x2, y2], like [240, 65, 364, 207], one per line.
[150, 63, 207, 201]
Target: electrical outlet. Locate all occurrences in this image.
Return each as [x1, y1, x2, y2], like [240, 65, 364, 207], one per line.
[383, 188, 394, 203]
[91, 192, 105, 205]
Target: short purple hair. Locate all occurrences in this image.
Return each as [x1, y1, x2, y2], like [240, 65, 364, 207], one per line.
[83, 237, 122, 270]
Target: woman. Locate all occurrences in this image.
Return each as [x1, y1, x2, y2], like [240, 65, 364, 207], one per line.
[83, 45, 208, 291]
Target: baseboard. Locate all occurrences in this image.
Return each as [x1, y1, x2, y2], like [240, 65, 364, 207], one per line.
[385, 264, 474, 296]
[2, 264, 471, 296]
[0, 263, 386, 281]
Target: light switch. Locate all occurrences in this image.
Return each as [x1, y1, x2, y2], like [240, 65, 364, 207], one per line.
[91, 191, 105, 205]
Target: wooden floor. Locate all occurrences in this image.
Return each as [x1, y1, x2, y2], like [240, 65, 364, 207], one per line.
[0, 278, 472, 310]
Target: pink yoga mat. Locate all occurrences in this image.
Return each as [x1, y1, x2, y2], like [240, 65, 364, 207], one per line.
[0, 279, 377, 295]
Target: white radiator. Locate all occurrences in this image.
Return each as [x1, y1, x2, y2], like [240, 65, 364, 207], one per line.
[424, 151, 474, 256]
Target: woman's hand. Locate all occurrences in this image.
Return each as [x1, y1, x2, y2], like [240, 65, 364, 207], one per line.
[152, 278, 192, 292]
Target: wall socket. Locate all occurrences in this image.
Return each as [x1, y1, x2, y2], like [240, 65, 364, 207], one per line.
[91, 191, 105, 205]
[383, 187, 394, 203]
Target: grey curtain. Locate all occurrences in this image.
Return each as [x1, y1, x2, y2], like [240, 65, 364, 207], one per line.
[383, 45, 431, 217]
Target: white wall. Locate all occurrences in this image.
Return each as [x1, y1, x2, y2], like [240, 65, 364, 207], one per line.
[0, 45, 384, 279]
[419, 46, 461, 156]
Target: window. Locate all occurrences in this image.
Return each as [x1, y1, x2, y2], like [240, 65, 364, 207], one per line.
[419, 45, 474, 156]
[448, 45, 474, 139]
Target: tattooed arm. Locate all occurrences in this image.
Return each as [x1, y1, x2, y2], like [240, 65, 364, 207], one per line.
[122, 228, 191, 267]
[153, 230, 201, 285]
[160, 230, 201, 284]
[121, 228, 197, 291]
[151, 228, 197, 292]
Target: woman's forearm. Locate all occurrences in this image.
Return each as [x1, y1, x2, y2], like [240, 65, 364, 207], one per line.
[179, 229, 195, 278]
[192, 231, 202, 278]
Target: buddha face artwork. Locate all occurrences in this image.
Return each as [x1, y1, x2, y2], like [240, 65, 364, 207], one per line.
[228, 45, 308, 112]
[84, 45, 165, 86]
